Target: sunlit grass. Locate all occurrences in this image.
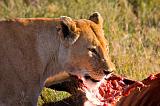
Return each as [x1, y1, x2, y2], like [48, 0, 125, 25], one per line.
[0, 0, 159, 105]
[37, 88, 71, 106]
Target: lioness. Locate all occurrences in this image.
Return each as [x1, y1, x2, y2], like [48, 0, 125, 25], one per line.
[0, 12, 115, 106]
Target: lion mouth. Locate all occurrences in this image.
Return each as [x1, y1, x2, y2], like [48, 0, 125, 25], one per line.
[84, 75, 100, 82]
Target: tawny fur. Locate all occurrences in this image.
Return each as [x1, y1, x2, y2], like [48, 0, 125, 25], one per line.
[0, 13, 115, 106]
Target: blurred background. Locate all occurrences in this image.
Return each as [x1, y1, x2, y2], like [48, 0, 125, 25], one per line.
[0, 0, 159, 105]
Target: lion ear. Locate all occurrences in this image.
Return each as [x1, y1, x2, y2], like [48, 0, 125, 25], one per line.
[60, 16, 80, 45]
[89, 12, 103, 27]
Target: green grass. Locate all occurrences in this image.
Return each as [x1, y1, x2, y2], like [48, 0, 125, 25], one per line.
[0, 0, 159, 105]
[37, 88, 71, 106]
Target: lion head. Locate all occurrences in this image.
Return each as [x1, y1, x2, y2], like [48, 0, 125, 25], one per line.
[57, 12, 115, 82]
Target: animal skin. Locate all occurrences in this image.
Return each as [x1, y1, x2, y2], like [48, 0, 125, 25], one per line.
[45, 73, 160, 106]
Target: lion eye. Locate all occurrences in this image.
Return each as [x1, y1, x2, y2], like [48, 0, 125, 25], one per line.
[89, 48, 97, 54]
[88, 47, 100, 57]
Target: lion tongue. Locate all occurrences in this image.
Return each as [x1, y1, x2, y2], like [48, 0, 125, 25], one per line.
[82, 74, 146, 106]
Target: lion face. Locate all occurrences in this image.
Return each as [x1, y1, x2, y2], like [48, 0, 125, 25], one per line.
[58, 12, 115, 81]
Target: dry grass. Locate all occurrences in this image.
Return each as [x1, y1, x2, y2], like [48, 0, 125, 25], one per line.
[0, 0, 159, 105]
